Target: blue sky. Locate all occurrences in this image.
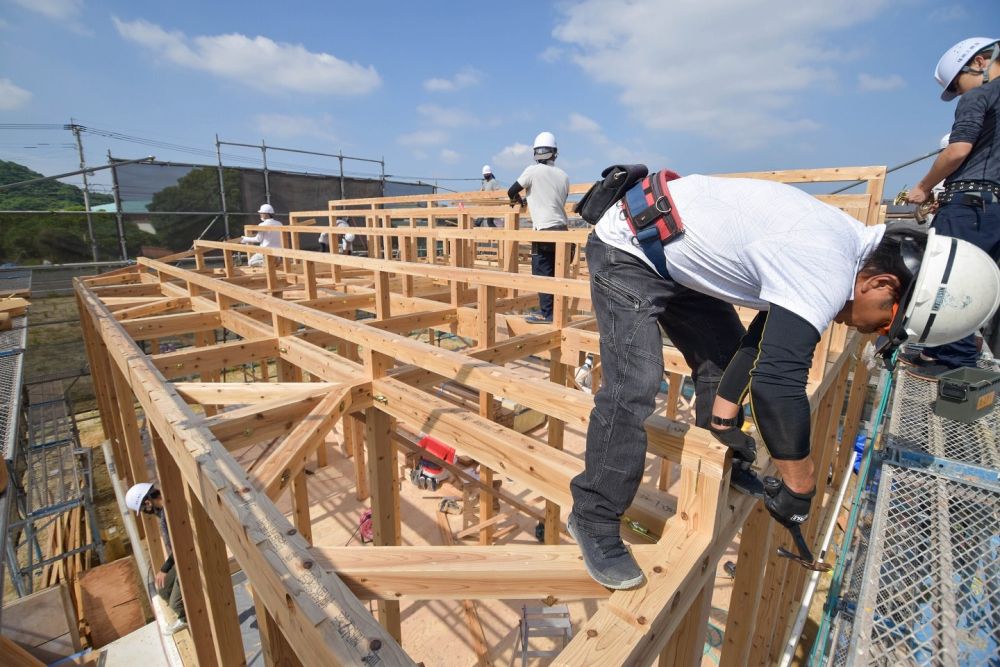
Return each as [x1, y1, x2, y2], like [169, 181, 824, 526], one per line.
[0, 0, 993, 199]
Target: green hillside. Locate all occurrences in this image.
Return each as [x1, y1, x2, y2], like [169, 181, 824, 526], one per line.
[0, 159, 113, 210]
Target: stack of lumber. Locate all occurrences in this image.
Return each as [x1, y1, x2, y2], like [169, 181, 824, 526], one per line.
[39, 506, 93, 643]
[0, 296, 29, 331]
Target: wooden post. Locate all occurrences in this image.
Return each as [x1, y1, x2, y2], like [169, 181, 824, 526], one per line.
[477, 285, 497, 545]
[365, 406, 402, 643]
[252, 588, 304, 667]
[150, 431, 218, 667]
[186, 484, 246, 667]
[718, 504, 774, 667]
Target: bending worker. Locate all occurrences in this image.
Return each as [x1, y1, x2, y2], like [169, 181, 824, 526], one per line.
[241, 203, 284, 267]
[569, 170, 1000, 590]
[905, 37, 1000, 377]
[126, 482, 187, 634]
[508, 132, 570, 323]
[319, 218, 356, 254]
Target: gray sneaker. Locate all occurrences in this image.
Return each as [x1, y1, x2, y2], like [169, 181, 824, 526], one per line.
[568, 514, 645, 590]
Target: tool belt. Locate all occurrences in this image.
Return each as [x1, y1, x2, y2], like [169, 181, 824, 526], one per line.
[938, 180, 1000, 206]
[621, 170, 685, 279]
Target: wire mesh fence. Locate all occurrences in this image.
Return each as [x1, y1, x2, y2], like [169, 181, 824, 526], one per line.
[832, 362, 1000, 666]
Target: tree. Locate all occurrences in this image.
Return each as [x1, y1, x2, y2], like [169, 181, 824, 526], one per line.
[0, 160, 133, 264]
[148, 167, 242, 251]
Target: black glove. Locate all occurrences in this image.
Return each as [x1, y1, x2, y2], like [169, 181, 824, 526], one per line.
[710, 426, 757, 472]
[763, 477, 814, 529]
[509, 195, 526, 208]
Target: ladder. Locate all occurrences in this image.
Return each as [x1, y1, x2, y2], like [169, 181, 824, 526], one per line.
[514, 604, 573, 665]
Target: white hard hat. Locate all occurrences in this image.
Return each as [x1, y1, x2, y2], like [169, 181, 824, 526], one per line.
[125, 482, 154, 515]
[533, 131, 557, 161]
[482, 164, 492, 176]
[336, 218, 348, 225]
[935, 37, 999, 101]
[939, 133, 951, 150]
[258, 203, 275, 215]
[883, 229, 1000, 352]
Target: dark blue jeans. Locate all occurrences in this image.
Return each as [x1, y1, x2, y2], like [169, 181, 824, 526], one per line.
[531, 226, 573, 319]
[569, 235, 745, 535]
[926, 201, 1000, 367]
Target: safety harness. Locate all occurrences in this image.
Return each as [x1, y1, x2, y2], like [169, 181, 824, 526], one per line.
[576, 164, 686, 279]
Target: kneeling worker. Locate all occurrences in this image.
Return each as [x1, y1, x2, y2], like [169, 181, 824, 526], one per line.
[569, 169, 1000, 589]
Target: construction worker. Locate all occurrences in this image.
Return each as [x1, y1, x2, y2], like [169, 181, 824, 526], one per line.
[126, 482, 187, 634]
[478, 165, 502, 228]
[318, 218, 355, 254]
[568, 171, 1000, 590]
[508, 132, 570, 323]
[905, 37, 1000, 377]
[241, 203, 284, 267]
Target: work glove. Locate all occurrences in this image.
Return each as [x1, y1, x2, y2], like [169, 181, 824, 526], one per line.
[709, 426, 757, 472]
[509, 195, 526, 208]
[763, 477, 814, 529]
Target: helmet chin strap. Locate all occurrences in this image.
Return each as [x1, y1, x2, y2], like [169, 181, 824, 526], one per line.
[964, 42, 1000, 86]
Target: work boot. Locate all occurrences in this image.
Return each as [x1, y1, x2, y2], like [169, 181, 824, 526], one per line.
[567, 514, 645, 590]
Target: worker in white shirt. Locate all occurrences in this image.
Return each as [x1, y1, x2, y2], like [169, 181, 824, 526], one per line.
[508, 132, 571, 323]
[241, 203, 284, 267]
[318, 219, 356, 254]
[568, 168, 1000, 590]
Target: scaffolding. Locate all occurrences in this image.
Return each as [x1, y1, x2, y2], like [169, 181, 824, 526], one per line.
[4, 380, 104, 596]
[828, 368, 1000, 666]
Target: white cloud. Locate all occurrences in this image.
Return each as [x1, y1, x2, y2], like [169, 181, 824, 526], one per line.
[492, 143, 533, 171]
[397, 129, 448, 147]
[112, 17, 380, 95]
[416, 103, 478, 128]
[857, 73, 905, 92]
[10, 0, 82, 20]
[255, 113, 338, 142]
[423, 66, 482, 92]
[439, 148, 461, 164]
[552, 0, 890, 148]
[568, 112, 602, 135]
[539, 46, 564, 63]
[928, 5, 968, 21]
[0, 79, 32, 110]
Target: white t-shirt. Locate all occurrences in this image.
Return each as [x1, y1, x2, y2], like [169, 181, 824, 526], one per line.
[595, 175, 885, 334]
[516, 163, 570, 230]
[319, 221, 355, 251]
[242, 218, 284, 249]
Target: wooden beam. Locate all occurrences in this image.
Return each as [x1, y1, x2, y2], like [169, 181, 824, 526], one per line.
[253, 384, 355, 498]
[151, 337, 278, 380]
[174, 381, 341, 405]
[120, 310, 222, 341]
[76, 282, 414, 666]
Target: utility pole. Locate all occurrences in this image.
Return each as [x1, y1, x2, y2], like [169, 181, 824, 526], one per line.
[71, 122, 99, 262]
[107, 151, 128, 261]
[215, 134, 230, 239]
[261, 139, 271, 204]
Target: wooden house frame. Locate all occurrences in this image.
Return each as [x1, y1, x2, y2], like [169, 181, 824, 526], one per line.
[75, 165, 885, 666]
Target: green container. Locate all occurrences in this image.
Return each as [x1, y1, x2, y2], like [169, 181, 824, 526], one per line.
[933, 367, 1000, 424]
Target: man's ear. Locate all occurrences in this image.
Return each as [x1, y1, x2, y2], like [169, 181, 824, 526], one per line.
[861, 273, 901, 293]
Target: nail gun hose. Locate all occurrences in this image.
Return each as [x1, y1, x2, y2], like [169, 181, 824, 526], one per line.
[807, 362, 897, 665]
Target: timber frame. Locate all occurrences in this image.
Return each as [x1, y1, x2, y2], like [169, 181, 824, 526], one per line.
[76, 165, 885, 666]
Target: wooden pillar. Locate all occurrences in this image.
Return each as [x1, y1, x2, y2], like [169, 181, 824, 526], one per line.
[186, 484, 246, 667]
[658, 372, 683, 491]
[252, 589, 304, 667]
[718, 504, 774, 667]
[150, 431, 218, 667]
[477, 285, 497, 545]
[365, 405, 401, 643]
[544, 242, 572, 545]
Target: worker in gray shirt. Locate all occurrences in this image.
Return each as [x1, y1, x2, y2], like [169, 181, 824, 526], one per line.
[508, 132, 571, 323]
[906, 37, 1000, 376]
[478, 165, 502, 228]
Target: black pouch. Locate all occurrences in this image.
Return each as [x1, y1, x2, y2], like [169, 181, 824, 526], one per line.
[574, 163, 649, 225]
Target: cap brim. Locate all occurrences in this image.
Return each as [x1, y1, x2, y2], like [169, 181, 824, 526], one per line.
[940, 88, 958, 102]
